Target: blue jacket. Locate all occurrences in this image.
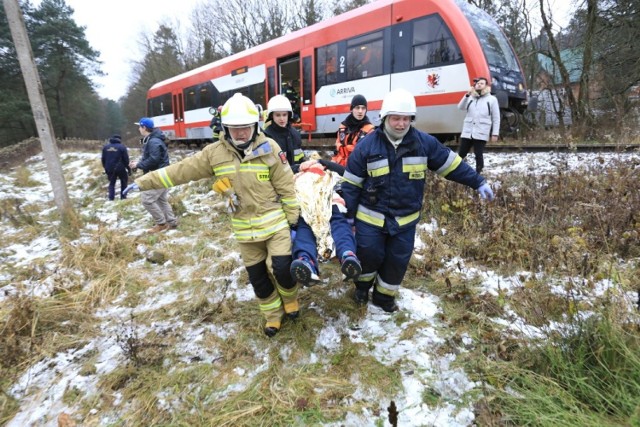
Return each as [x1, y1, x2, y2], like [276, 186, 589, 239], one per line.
[101, 139, 130, 174]
[341, 126, 485, 233]
[137, 129, 169, 174]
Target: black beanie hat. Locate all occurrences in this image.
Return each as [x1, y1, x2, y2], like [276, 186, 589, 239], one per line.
[109, 134, 121, 144]
[350, 94, 367, 110]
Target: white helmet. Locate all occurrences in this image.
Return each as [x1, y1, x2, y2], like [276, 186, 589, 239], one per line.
[266, 95, 293, 118]
[221, 93, 260, 126]
[379, 88, 416, 121]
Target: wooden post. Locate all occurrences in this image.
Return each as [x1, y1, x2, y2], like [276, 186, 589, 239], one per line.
[3, 0, 75, 218]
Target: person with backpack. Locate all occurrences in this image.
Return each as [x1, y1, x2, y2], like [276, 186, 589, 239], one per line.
[332, 94, 375, 167]
[457, 76, 500, 174]
[101, 134, 130, 201]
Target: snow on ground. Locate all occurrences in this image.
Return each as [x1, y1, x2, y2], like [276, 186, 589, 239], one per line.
[1, 150, 639, 426]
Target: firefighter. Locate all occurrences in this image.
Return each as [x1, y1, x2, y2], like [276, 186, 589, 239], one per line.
[332, 94, 375, 167]
[124, 93, 300, 337]
[209, 105, 223, 142]
[263, 95, 305, 173]
[341, 88, 494, 312]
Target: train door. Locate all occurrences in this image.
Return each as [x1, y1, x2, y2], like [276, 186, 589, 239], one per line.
[172, 92, 185, 138]
[278, 55, 301, 122]
[299, 48, 316, 132]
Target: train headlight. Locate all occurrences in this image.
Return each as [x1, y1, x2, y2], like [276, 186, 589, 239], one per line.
[518, 83, 524, 92]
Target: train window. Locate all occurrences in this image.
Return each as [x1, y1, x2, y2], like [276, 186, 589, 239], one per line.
[302, 56, 312, 105]
[268, 66, 276, 99]
[249, 82, 265, 109]
[148, 93, 172, 117]
[412, 16, 462, 67]
[184, 86, 198, 111]
[346, 31, 383, 80]
[316, 43, 339, 87]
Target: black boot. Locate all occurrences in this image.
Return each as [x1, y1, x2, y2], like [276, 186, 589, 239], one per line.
[354, 288, 369, 304]
[264, 326, 279, 337]
[372, 292, 399, 313]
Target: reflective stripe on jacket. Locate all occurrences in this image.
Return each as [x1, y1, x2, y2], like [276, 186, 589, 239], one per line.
[136, 133, 299, 242]
[341, 127, 484, 234]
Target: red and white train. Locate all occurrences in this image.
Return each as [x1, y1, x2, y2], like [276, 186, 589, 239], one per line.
[145, 0, 528, 144]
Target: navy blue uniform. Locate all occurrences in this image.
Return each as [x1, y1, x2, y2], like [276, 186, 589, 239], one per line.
[263, 122, 304, 173]
[101, 136, 130, 200]
[341, 126, 485, 306]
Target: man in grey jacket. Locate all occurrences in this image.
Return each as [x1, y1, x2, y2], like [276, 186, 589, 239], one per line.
[129, 117, 178, 233]
[457, 77, 500, 173]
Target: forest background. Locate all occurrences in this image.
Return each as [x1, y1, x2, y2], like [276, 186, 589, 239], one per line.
[0, 0, 639, 147]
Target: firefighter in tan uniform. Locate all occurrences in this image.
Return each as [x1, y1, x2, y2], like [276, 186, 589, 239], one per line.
[125, 93, 300, 337]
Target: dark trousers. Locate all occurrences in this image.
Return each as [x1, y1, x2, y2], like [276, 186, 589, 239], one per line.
[458, 137, 487, 174]
[293, 205, 357, 266]
[354, 221, 415, 298]
[107, 169, 129, 200]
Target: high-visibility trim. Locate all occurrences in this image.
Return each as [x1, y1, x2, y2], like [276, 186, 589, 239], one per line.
[396, 210, 420, 226]
[436, 152, 461, 177]
[213, 165, 236, 175]
[342, 171, 364, 188]
[276, 285, 297, 298]
[356, 205, 385, 227]
[375, 275, 400, 296]
[367, 158, 389, 177]
[232, 210, 286, 228]
[402, 156, 428, 173]
[280, 197, 299, 207]
[239, 163, 269, 173]
[158, 169, 175, 188]
[234, 219, 289, 240]
[260, 298, 283, 312]
[358, 271, 377, 284]
[293, 148, 304, 162]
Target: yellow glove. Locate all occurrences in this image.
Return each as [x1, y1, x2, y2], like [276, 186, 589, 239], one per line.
[213, 177, 232, 194]
[212, 177, 237, 212]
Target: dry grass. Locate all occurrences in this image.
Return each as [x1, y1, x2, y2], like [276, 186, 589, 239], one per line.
[2, 150, 640, 425]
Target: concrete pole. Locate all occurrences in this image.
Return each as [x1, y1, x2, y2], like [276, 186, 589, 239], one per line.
[3, 0, 74, 217]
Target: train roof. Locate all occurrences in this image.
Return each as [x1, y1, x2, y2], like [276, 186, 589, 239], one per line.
[149, 0, 404, 90]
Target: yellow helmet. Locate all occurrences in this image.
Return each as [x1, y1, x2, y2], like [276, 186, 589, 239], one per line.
[221, 93, 260, 126]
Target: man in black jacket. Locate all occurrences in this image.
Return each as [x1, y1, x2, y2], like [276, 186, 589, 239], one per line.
[129, 118, 178, 233]
[101, 134, 130, 200]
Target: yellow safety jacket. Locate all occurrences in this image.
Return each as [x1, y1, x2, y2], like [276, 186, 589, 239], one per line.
[136, 133, 299, 242]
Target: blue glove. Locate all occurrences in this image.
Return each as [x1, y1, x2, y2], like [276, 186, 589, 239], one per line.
[477, 183, 494, 201]
[122, 183, 139, 197]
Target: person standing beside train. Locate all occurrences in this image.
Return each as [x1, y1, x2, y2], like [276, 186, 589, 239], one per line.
[129, 118, 178, 233]
[124, 94, 301, 337]
[457, 77, 500, 174]
[341, 88, 494, 313]
[262, 95, 305, 173]
[332, 94, 375, 167]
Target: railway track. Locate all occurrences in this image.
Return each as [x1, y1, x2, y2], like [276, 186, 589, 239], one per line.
[299, 138, 640, 153]
[169, 138, 640, 153]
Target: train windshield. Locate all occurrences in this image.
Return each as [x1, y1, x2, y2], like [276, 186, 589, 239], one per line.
[455, 0, 521, 73]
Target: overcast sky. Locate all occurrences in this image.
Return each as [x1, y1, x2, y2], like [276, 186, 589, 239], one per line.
[33, 0, 203, 101]
[29, 0, 574, 102]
